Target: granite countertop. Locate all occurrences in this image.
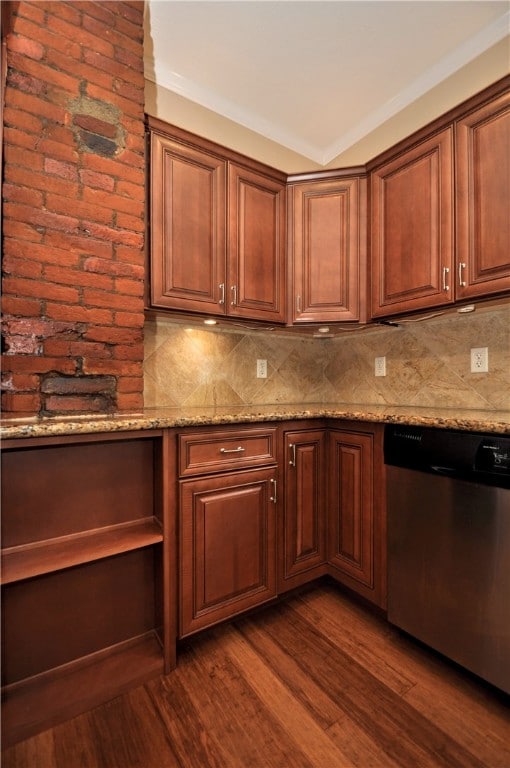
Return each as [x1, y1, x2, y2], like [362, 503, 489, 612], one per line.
[1, 404, 510, 439]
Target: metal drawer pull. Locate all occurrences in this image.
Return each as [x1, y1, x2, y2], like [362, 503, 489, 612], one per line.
[231, 285, 237, 306]
[270, 478, 277, 504]
[220, 446, 245, 454]
[218, 283, 225, 305]
[458, 262, 467, 287]
[442, 266, 450, 292]
[289, 443, 296, 467]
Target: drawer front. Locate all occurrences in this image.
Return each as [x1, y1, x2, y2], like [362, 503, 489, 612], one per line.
[179, 427, 277, 477]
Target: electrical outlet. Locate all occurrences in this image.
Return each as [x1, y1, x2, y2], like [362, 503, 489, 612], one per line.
[256, 359, 267, 378]
[375, 356, 386, 377]
[470, 347, 488, 373]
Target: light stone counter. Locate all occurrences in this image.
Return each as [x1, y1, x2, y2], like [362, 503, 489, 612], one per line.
[1, 404, 510, 439]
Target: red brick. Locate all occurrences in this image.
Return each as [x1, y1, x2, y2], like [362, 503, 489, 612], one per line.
[44, 263, 113, 291]
[85, 326, 142, 344]
[82, 12, 142, 57]
[2, 255, 43, 280]
[45, 48, 114, 92]
[82, 153, 144, 185]
[116, 376, 144, 393]
[4, 238, 80, 268]
[113, 12, 143, 42]
[4, 143, 45, 172]
[73, 113, 118, 139]
[3, 317, 78, 337]
[7, 33, 44, 61]
[83, 288, 142, 311]
[13, 14, 82, 57]
[46, 13, 114, 57]
[9, 51, 81, 95]
[3, 106, 43, 134]
[124, 131, 145, 154]
[82, 358, 141, 376]
[116, 392, 143, 411]
[43, 339, 111, 359]
[43, 157, 79, 181]
[116, 148, 145, 170]
[46, 303, 113, 324]
[115, 178, 144, 202]
[6, 167, 78, 201]
[16, 1, 47, 25]
[41, 373, 116, 395]
[82, 187, 144, 217]
[3, 276, 81, 304]
[44, 395, 112, 413]
[114, 277, 144, 297]
[7, 70, 47, 96]
[2, 183, 43, 208]
[114, 46, 143, 72]
[113, 344, 144, 361]
[1, 392, 42, 412]
[46, 0, 82, 26]
[5, 86, 67, 123]
[46, 193, 114, 226]
[1, 373, 41, 392]
[3, 125, 39, 150]
[44, 123, 76, 147]
[113, 78, 143, 106]
[38, 138, 79, 164]
[115, 211, 145, 233]
[113, 311, 145, 328]
[0, 296, 43, 317]
[4, 202, 80, 234]
[4, 335, 42, 355]
[115, 244, 145, 265]
[80, 220, 143, 248]
[79, 169, 115, 192]
[44, 230, 113, 260]
[83, 47, 144, 88]
[2, 219, 44, 244]
[82, 257, 142, 278]
[5, 355, 77, 374]
[116, 2, 144, 25]
[86, 83, 143, 121]
[76, 1, 115, 26]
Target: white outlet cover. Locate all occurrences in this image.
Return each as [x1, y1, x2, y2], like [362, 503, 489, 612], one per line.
[375, 356, 386, 377]
[256, 359, 267, 378]
[470, 347, 488, 373]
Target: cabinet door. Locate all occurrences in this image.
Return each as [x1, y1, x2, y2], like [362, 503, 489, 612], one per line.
[371, 127, 454, 317]
[280, 430, 327, 592]
[179, 467, 277, 636]
[228, 164, 286, 323]
[328, 428, 386, 607]
[456, 90, 510, 299]
[290, 177, 366, 322]
[150, 131, 227, 314]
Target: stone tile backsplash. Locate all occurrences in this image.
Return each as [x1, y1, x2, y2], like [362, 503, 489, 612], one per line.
[144, 304, 510, 411]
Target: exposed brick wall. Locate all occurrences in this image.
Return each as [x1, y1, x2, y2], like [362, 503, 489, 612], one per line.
[1, 0, 146, 415]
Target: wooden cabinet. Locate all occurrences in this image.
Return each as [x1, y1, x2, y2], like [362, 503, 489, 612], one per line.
[149, 120, 286, 323]
[178, 427, 278, 636]
[456, 88, 510, 300]
[279, 427, 327, 592]
[1, 430, 174, 748]
[288, 172, 367, 323]
[370, 127, 455, 318]
[327, 424, 386, 608]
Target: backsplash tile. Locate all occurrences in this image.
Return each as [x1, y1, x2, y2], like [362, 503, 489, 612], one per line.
[144, 304, 510, 411]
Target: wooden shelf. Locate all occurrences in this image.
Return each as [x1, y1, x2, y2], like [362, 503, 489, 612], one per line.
[1, 632, 164, 749]
[1, 518, 163, 585]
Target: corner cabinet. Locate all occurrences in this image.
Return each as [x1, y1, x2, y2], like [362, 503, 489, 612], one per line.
[327, 424, 386, 609]
[456, 88, 510, 299]
[0, 430, 175, 748]
[279, 425, 327, 592]
[148, 120, 286, 324]
[178, 426, 278, 636]
[370, 127, 455, 318]
[287, 172, 367, 323]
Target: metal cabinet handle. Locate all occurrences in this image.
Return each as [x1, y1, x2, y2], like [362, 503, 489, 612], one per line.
[219, 446, 245, 454]
[296, 295, 302, 314]
[231, 285, 237, 306]
[219, 283, 225, 305]
[442, 267, 450, 292]
[458, 262, 467, 287]
[270, 478, 277, 504]
[289, 443, 296, 467]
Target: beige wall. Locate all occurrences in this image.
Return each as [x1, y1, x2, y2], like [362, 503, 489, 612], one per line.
[144, 39, 509, 173]
[144, 304, 510, 411]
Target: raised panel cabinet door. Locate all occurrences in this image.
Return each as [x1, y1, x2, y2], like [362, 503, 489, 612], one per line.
[179, 467, 277, 636]
[280, 431, 327, 591]
[371, 127, 455, 317]
[456, 90, 510, 299]
[150, 130, 227, 313]
[328, 430, 374, 591]
[290, 177, 366, 323]
[228, 164, 286, 323]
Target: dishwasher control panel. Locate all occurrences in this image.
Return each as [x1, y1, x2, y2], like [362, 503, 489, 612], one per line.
[476, 438, 510, 474]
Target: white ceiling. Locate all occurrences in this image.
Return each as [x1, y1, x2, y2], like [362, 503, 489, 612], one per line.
[144, 1, 510, 166]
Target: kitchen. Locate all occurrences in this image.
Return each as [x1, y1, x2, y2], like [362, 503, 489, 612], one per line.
[1, 1, 510, 765]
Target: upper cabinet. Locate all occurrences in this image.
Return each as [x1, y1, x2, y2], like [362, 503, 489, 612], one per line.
[370, 127, 455, 318]
[455, 89, 510, 300]
[370, 77, 510, 319]
[148, 120, 286, 324]
[287, 173, 367, 323]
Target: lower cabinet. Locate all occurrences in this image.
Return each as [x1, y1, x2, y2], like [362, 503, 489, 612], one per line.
[178, 427, 278, 637]
[327, 424, 386, 608]
[279, 426, 327, 592]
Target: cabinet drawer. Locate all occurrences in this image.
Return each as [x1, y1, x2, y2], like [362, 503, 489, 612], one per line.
[179, 427, 277, 477]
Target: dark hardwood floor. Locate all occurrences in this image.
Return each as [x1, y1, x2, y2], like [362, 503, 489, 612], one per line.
[3, 582, 509, 768]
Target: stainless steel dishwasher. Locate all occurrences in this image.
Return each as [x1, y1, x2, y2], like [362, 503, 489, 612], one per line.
[385, 424, 510, 694]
